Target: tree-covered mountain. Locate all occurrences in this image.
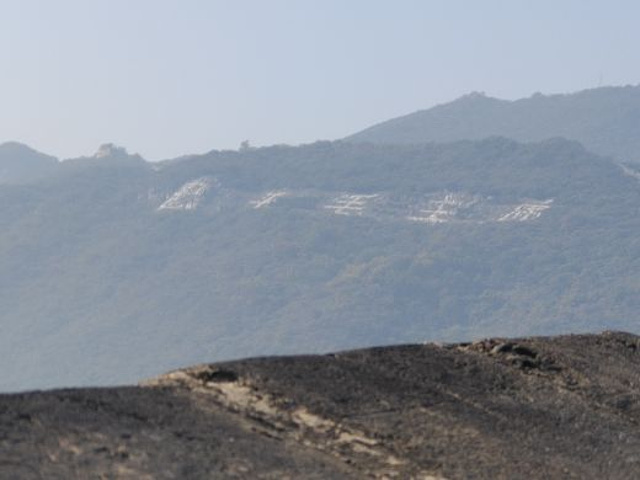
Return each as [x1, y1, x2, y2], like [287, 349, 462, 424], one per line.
[1, 138, 640, 391]
[347, 85, 640, 163]
[0, 142, 59, 184]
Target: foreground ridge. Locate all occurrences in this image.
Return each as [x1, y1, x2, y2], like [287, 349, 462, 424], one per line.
[2, 331, 640, 479]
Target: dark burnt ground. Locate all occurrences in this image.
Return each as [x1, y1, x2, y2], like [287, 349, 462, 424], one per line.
[1, 331, 640, 479]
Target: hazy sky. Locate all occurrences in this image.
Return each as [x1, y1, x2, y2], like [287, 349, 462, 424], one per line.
[1, 0, 639, 160]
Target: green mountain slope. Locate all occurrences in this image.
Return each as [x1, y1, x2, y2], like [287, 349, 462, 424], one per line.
[347, 85, 640, 163]
[1, 138, 639, 391]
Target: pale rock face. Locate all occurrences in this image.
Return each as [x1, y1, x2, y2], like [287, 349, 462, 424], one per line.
[619, 163, 640, 181]
[497, 200, 553, 222]
[407, 193, 480, 224]
[250, 190, 289, 209]
[158, 178, 212, 211]
[323, 194, 380, 216]
[94, 143, 128, 159]
[165, 183, 553, 224]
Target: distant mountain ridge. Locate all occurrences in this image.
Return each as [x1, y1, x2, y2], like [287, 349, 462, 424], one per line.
[0, 142, 59, 184]
[346, 85, 640, 163]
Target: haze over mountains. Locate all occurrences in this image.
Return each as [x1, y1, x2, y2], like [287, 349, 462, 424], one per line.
[1, 85, 640, 392]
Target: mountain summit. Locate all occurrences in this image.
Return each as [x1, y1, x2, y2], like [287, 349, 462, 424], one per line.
[93, 143, 130, 159]
[346, 84, 640, 163]
[82, 143, 146, 164]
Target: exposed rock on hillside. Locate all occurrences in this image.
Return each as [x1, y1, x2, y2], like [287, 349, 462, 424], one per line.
[1, 332, 639, 479]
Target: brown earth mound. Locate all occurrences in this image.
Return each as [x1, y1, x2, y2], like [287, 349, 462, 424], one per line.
[2, 331, 640, 479]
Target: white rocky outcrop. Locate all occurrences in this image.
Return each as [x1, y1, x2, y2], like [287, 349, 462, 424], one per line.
[324, 193, 380, 216]
[250, 190, 289, 209]
[163, 184, 553, 224]
[407, 193, 480, 224]
[158, 178, 212, 211]
[497, 199, 553, 222]
[94, 143, 129, 159]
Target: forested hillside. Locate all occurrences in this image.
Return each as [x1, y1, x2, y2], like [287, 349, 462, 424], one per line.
[1, 138, 639, 390]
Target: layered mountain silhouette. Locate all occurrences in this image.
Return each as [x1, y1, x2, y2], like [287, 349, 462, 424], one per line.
[3, 85, 640, 478]
[2, 332, 639, 479]
[347, 85, 640, 163]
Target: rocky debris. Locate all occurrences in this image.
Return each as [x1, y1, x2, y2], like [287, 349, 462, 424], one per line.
[144, 367, 413, 479]
[1, 332, 640, 479]
[455, 338, 561, 373]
